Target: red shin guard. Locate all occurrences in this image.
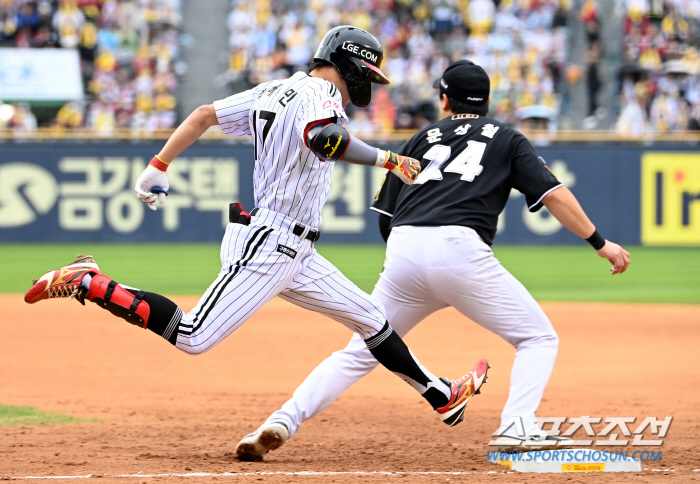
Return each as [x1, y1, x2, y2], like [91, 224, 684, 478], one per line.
[87, 274, 150, 328]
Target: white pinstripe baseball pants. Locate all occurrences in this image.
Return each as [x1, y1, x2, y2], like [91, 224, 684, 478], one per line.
[175, 208, 386, 354]
[264, 225, 559, 438]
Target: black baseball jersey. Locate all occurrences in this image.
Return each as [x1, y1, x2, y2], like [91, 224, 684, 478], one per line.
[371, 114, 562, 246]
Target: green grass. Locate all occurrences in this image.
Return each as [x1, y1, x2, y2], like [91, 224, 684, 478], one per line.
[492, 246, 700, 304]
[2, 244, 699, 304]
[0, 404, 95, 426]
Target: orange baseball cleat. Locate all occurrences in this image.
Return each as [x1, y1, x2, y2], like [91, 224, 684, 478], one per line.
[435, 359, 490, 426]
[24, 254, 100, 305]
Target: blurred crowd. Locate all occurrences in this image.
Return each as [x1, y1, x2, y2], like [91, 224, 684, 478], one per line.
[0, 0, 181, 133]
[6, 0, 700, 135]
[615, 0, 700, 135]
[223, 0, 571, 133]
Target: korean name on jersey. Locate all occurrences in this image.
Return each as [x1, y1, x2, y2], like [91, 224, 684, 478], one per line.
[372, 115, 562, 246]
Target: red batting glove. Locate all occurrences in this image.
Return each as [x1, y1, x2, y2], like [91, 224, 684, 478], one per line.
[378, 150, 421, 185]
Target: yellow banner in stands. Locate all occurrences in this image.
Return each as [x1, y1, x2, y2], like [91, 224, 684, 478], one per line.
[642, 153, 700, 246]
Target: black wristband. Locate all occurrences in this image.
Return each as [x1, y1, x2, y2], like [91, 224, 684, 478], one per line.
[586, 230, 606, 250]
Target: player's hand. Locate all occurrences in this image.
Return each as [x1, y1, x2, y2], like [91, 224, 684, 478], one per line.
[382, 150, 421, 185]
[135, 165, 169, 211]
[596, 241, 630, 275]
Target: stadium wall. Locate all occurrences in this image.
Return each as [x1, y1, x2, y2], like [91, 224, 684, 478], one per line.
[1, 142, 699, 246]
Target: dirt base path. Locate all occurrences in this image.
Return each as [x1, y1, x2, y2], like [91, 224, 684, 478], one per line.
[0, 295, 698, 483]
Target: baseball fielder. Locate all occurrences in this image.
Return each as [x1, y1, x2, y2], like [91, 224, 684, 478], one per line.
[236, 60, 631, 460]
[25, 27, 489, 444]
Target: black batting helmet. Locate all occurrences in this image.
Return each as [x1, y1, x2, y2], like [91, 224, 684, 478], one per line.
[313, 26, 390, 107]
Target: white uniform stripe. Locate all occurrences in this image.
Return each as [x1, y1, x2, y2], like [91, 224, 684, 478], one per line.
[365, 326, 393, 349]
[162, 307, 183, 341]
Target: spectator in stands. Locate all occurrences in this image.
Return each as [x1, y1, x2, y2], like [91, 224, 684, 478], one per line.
[88, 98, 115, 135]
[0, 0, 181, 131]
[222, 0, 572, 131]
[53, 0, 85, 48]
[581, 0, 605, 128]
[54, 101, 84, 129]
[650, 83, 688, 130]
[615, 0, 700, 132]
[15, 1, 40, 47]
[687, 99, 700, 129]
[616, 83, 649, 137]
[9, 102, 38, 134]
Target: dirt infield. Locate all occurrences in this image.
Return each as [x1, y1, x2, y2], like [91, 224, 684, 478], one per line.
[0, 294, 698, 483]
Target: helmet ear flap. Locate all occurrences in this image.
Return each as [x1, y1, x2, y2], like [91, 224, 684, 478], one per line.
[349, 79, 372, 107]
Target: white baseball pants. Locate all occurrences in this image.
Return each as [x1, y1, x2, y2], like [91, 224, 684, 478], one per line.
[174, 208, 387, 354]
[265, 225, 559, 438]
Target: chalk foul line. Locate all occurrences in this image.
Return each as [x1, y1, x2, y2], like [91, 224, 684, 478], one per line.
[3, 469, 683, 480]
[7, 471, 507, 480]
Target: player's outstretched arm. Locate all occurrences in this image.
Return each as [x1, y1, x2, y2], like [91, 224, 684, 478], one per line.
[542, 186, 631, 275]
[135, 105, 219, 210]
[157, 105, 219, 162]
[305, 121, 420, 184]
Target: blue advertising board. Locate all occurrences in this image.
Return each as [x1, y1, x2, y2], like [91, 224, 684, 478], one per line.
[1, 141, 698, 245]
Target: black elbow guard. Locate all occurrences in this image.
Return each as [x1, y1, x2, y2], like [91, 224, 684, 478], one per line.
[307, 123, 351, 161]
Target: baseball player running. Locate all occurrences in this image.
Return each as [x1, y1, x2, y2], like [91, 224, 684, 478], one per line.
[236, 59, 631, 460]
[25, 27, 489, 441]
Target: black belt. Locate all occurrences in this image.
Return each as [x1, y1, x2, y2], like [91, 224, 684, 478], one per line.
[292, 223, 321, 242]
[250, 208, 321, 242]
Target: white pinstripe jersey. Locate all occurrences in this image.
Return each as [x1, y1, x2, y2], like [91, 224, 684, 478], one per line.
[213, 72, 348, 228]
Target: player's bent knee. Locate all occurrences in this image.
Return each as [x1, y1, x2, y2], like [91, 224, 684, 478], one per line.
[535, 330, 559, 352]
[550, 330, 559, 346]
[360, 299, 388, 333]
[540, 326, 559, 348]
[510, 328, 558, 353]
[179, 346, 208, 356]
[174, 341, 212, 356]
[172, 331, 218, 355]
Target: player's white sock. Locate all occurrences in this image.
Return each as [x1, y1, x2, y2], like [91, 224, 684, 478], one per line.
[81, 274, 92, 290]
